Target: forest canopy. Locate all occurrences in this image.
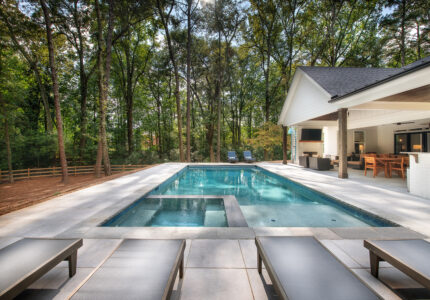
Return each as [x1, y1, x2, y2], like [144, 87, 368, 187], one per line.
[0, 0, 429, 182]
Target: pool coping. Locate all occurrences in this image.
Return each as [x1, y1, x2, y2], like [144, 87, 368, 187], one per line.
[37, 163, 427, 240]
[145, 195, 249, 227]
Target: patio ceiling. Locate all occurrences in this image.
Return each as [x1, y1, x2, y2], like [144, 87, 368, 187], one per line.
[350, 84, 430, 111]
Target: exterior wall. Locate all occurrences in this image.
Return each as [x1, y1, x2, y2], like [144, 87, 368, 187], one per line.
[323, 126, 338, 157]
[282, 72, 333, 126]
[293, 123, 398, 163]
[346, 126, 393, 154]
[377, 125, 395, 153]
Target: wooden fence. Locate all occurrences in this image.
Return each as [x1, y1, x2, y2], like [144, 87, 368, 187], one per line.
[0, 165, 146, 183]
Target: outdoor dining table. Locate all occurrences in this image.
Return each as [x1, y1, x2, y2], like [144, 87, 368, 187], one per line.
[375, 157, 401, 178]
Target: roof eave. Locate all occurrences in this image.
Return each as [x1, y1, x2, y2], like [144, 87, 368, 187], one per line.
[328, 60, 430, 103]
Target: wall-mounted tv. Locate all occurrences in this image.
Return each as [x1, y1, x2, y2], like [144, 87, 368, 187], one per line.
[301, 129, 322, 141]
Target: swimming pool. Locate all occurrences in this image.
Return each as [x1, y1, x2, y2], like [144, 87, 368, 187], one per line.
[103, 197, 228, 227]
[145, 166, 395, 227]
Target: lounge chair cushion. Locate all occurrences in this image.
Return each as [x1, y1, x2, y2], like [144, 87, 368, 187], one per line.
[256, 236, 379, 300]
[71, 239, 185, 300]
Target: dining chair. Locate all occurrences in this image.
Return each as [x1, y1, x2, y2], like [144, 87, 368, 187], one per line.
[389, 157, 409, 179]
[364, 157, 385, 177]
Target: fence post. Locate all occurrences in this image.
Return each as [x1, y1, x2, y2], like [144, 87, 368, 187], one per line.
[122, 165, 125, 172]
[74, 166, 77, 176]
[52, 166, 55, 177]
[0, 169, 2, 183]
[28, 168, 30, 179]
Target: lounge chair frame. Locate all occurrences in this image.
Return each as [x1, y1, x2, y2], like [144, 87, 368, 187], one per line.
[364, 239, 430, 289]
[0, 238, 83, 300]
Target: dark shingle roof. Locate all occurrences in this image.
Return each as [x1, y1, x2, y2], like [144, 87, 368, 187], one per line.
[297, 56, 430, 102]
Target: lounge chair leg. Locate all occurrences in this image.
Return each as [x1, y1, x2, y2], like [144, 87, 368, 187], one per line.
[68, 251, 77, 277]
[179, 254, 184, 279]
[369, 251, 380, 278]
[257, 252, 262, 274]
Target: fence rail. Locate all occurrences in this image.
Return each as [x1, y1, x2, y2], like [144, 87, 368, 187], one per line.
[0, 165, 146, 183]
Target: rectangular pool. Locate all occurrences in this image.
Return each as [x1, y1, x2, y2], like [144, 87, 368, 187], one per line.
[103, 197, 228, 227]
[145, 166, 395, 227]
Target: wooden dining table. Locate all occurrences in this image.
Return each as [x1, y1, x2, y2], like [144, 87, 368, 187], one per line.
[375, 157, 401, 178]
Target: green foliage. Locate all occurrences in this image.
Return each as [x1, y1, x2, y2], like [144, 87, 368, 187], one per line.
[0, 0, 428, 171]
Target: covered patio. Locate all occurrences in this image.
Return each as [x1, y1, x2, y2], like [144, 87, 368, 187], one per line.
[279, 57, 430, 199]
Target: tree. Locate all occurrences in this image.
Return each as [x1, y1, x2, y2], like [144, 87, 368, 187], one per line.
[113, 2, 154, 156]
[94, 0, 113, 177]
[40, 0, 69, 183]
[0, 2, 53, 132]
[156, 0, 184, 162]
[247, 122, 287, 160]
[0, 45, 13, 183]
[54, 0, 96, 160]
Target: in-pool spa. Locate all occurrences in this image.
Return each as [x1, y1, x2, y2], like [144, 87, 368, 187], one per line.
[103, 166, 396, 227]
[103, 197, 228, 227]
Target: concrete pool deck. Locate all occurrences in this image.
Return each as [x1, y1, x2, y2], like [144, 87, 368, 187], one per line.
[1, 162, 430, 299]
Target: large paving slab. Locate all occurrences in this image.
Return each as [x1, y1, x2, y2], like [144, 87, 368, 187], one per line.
[180, 268, 254, 300]
[187, 239, 245, 268]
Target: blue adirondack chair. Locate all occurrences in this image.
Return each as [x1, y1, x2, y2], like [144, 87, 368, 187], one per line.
[228, 151, 239, 163]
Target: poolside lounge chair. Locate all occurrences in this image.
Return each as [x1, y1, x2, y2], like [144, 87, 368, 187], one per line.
[256, 236, 380, 300]
[0, 238, 83, 299]
[364, 239, 430, 288]
[72, 239, 185, 300]
[227, 151, 239, 163]
[243, 151, 256, 163]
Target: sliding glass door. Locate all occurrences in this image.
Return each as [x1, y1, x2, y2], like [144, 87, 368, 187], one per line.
[394, 131, 429, 153]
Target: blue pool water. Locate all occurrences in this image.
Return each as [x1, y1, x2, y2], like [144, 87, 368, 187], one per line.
[145, 166, 395, 227]
[103, 198, 228, 227]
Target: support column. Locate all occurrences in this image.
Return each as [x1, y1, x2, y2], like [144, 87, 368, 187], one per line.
[282, 126, 288, 164]
[338, 108, 348, 178]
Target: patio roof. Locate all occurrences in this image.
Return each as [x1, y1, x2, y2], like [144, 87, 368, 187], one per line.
[279, 56, 430, 127]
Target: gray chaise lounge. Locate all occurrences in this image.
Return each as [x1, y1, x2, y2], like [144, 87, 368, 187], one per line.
[72, 239, 185, 300]
[256, 236, 380, 300]
[364, 239, 430, 288]
[0, 238, 83, 300]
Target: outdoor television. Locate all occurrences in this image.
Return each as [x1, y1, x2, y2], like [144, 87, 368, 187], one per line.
[301, 129, 322, 141]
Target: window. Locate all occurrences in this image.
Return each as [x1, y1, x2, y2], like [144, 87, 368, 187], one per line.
[394, 131, 429, 153]
[354, 131, 365, 154]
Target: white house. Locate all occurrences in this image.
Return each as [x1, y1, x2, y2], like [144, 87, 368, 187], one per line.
[278, 56, 430, 199]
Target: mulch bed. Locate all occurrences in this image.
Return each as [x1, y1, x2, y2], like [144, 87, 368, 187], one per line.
[0, 166, 154, 216]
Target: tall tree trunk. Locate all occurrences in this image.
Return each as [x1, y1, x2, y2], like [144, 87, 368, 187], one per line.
[216, 31, 222, 162]
[33, 68, 53, 133]
[207, 125, 215, 162]
[416, 20, 421, 59]
[73, 0, 90, 161]
[0, 82, 13, 183]
[79, 75, 88, 160]
[94, 0, 112, 177]
[156, 97, 162, 157]
[186, 0, 192, 162]
[40, 0, 68, 183]
[156, 0, 184, 162]
[126, 77, 133, 155]
[400, 0, 406, 66]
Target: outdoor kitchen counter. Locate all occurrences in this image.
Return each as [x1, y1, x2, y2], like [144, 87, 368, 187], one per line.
[403, 152, 430, 200]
